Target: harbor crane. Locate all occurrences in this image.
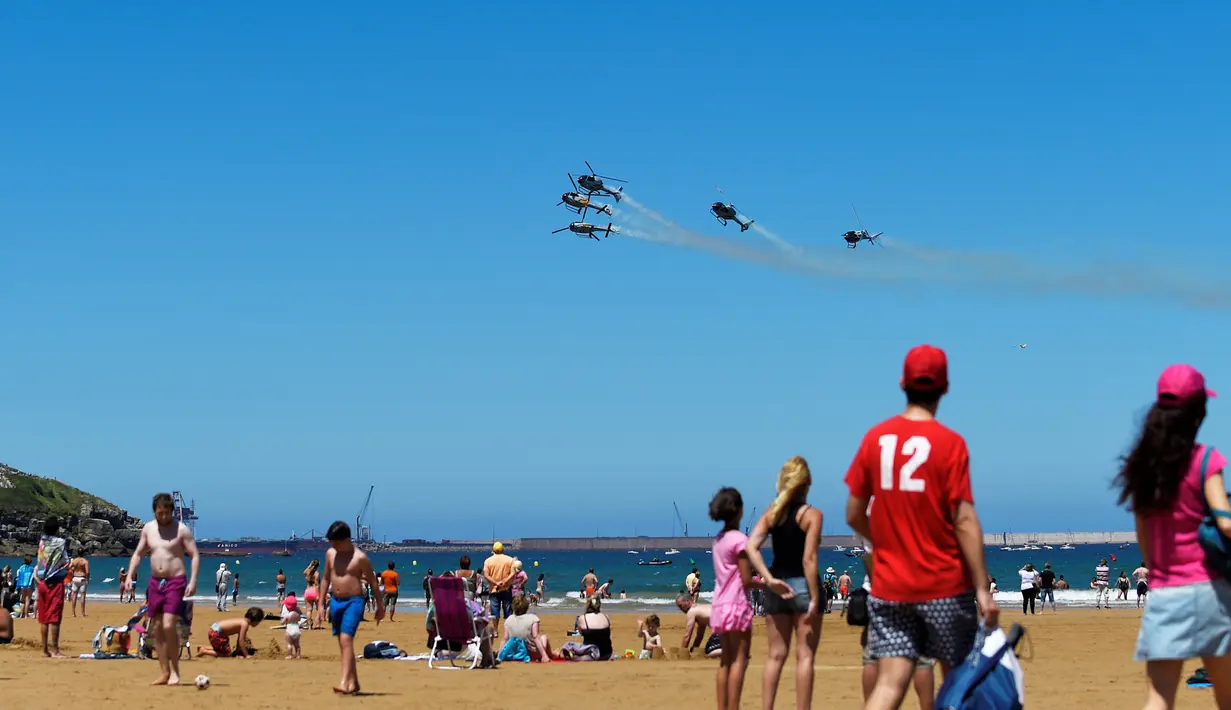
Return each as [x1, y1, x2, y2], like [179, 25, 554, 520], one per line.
[355, 485, 374, 543]
[673, 501, 689, 537]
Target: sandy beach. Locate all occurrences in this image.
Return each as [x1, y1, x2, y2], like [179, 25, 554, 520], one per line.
[0, 602, 1204, 709]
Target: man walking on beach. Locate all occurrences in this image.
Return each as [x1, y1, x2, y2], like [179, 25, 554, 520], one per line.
[845, 344, 999, 710]
[35, 516, 70, 658]
[124, 492, 200, 686]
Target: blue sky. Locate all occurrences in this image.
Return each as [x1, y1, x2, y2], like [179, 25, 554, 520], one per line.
[2, 2, 1229, 540]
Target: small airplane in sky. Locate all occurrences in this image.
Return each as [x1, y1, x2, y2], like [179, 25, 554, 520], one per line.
[552, 221, 619, 241]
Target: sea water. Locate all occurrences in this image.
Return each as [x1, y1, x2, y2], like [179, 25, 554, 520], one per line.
[0, 544, 1141, 613]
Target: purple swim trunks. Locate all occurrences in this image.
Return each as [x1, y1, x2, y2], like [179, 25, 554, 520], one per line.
[147, 576, 188, 617]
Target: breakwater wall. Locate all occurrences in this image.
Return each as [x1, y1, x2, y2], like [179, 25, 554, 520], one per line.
[986, 532, 1136, 545]
[490, 532, 1134, 552]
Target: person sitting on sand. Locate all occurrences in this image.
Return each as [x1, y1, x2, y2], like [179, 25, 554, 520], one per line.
[555, 596, 613, 661]
[197, 607, 264, 658]
[0, 590, 15, 644]
[503, 593, 554, 662]
[676, 593, 721, 658]
[637, 615, 663, 658]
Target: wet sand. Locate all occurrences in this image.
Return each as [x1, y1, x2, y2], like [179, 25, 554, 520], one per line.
[0, 602, 1201, 709]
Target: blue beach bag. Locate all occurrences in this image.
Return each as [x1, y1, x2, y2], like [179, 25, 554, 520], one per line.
[1194, 447, 1231, 579]
[935, 624, 1025, 710]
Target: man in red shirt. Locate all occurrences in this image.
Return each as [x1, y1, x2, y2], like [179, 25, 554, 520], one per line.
[845, 344, 999, 710]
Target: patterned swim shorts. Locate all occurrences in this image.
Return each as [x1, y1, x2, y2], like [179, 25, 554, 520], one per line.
[867, 590, 978, 668]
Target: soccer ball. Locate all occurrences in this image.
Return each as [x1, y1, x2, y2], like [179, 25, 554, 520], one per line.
[195, 675, 210, 690]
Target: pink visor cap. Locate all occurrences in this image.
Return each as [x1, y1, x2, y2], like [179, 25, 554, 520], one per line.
[1157, 364, 1217, 406]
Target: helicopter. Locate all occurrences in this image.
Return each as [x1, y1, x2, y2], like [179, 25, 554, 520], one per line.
[569, 161, 625, 202]
[710, 186, 754, 232]
[843, 203, 884, 248]
[552, 221, 619, 241]
[558, 191, 614, 219]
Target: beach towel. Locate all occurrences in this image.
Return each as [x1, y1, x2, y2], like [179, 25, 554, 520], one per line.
[936, 624, 1026, 710]
[498, 637, 531, 663]
[78, 652, 137, 659]
[35, 535, 69, 583]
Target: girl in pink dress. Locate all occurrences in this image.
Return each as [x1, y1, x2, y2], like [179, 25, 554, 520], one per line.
[709, 487, 765, 710]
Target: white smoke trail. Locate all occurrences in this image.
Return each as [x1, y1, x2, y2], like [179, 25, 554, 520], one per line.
[611, 194, 1231, 311]
[750, 223, 802, 256]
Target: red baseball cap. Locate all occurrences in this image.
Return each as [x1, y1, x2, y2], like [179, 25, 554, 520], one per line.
[1157, 364, 1216, 406]
[903, 345, 948, 391]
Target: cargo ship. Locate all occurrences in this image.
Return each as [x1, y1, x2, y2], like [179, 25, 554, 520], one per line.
[196, 534, 331, 556]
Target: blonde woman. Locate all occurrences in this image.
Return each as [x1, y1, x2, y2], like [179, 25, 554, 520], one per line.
[746, 456, 824, 710]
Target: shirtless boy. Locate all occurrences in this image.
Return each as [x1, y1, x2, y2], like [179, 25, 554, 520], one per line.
[69, 554, 90, 617]
[197, 607, 263, 658]
[123, 492, 200, 686]
[317, 521, 384, 695]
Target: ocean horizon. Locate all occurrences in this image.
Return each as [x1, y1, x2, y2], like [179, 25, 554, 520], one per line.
[0, 543, 1143, 613]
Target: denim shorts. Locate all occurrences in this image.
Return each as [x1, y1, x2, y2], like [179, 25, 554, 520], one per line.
[764, 577, 812, 615]
[1038, 588, 1054, 603]
[1135, 579, 1231, 661]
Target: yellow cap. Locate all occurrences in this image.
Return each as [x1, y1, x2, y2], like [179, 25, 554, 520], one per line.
[493, 541, 504, 553]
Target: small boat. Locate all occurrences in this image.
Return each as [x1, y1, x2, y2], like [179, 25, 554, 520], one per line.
[664, 549, 681, 555]
[844, 547, 866, 558]
[833, 545, 847, 552]
[1059, 543, 1075, 550]
[1000, 546, 1012, 551]
[638, 558, 673, 566]
[201, 550, 251, 558]
[272, 549, 292, 557]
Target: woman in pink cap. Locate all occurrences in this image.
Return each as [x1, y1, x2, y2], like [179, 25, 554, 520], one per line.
[1114, 364, 1231, 707]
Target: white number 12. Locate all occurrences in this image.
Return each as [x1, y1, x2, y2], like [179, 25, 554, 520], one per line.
[878, 434, 931, 492]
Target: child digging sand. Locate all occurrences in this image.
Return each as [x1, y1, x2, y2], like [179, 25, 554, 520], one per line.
[317, 521, 384, 695]
[198, 607, 263, 658]
[637, 614, 663, 658]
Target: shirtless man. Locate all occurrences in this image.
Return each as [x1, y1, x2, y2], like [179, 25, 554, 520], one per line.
[317, 521, 384, 695]
[123, 492, 200, 686]
[276, 569, 288, 602]
[581, 568, 598, 598]
[69, 554, 90, 618]
[675, 594, 720, 658]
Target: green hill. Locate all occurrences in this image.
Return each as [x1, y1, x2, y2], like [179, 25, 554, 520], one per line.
[0, 461, 125, 517]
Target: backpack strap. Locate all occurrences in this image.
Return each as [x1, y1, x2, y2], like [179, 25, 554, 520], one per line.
[1201, 446, 1216, 482]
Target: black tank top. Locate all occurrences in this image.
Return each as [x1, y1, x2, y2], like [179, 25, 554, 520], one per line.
[769, 502, 807, 579]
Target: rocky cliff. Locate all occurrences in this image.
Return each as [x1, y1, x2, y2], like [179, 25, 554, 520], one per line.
[0, 462, 144, 557]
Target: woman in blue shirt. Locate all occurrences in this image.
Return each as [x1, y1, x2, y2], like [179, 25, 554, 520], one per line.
[15, 556, 35, 618]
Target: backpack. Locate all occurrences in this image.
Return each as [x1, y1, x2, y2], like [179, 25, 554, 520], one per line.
[363, 640, 402, 659]
[846, 588, 870, 627]
[936, 624, 1025, 710]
